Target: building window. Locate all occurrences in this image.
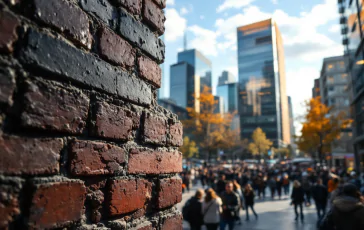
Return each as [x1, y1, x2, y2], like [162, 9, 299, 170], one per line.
[341, 73, 348, 79]
[327, 64, 334, 71]
[329, 86, 334, 91]
[327, 76, 334, 83]
[339, 61, 345, 69]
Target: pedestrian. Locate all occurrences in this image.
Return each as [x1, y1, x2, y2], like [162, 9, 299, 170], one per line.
[291, 180, 305, 222]
[320, 183, 364, 230]
[302, 176, 312, 206]
[244, 184, 258, 221]
[276, 175, 283, 199]
[202, 188, 222, 230]
[182, 189, 204, 230]
[232, 180, 243, 225]
[268, 176, 276, 200]
[220, 181, 240, 230]
[283, 174, 290, 196]
[216, 174, 227, 196]
[311, 178, 328, 224]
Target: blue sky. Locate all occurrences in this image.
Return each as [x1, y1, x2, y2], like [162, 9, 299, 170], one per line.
[161, 0, 343, 133]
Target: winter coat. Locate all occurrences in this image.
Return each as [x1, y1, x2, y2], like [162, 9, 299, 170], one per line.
[291, 186, 305, 204]
[244, 190, 255, 206]
[312, 184, 329, 205]
[184, 197, 204, 226]
[202, 197, 222, 224]
[220, 191, 240, 221]
[320, 196, 364, 230]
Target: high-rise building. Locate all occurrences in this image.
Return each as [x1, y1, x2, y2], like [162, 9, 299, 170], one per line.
[288, 96, 295, 144]
[218, 71, 235, 85]
[312, 78, 321, 98]
[237, 19, 290, 148]
[214, 96, 224, 115]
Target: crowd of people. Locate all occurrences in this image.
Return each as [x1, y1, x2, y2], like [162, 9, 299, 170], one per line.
[181, 163, 364, 230]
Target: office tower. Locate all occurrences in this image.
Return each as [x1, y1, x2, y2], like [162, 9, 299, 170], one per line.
[216, 82, 238, 113]
[214, 96, 224, 115]
[218, 71, 235, 85]
[288, 96, 296, 144]
[237, 19, 290, 148]
[312, 78, 321, 98]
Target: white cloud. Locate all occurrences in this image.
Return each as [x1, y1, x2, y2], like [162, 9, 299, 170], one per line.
[166, 0, 174, 6]
[226, 66, 238, 78]
[217, 0, 255, 13]
[165, 9, 187, 42]
[180, 7, 189, 15]
[188, 25, 218, 56]
[329, 24, 341, 33]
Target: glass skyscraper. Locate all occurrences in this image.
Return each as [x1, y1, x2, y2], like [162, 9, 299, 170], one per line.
[217, 83, 238, 113]
[237, 19, 290, 147]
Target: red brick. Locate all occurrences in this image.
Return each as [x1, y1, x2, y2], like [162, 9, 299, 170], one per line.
[33, 0, 92, 49]
[70, 140, 126, 176]
[0, 188, 20, 228]
[143, 113, 167, 145]
[143, 0, 165, 35]
[21, 80, 89, 134]
[0, 67, 16, 106]
[92, 101, 139, 141]
[98, 27, 135, 69]
[112, 0, 142, 15]
[161, 214, 182, 230]
[128, 149, 182, 174]
[168, 122, 183, 147]
[0, 136, 62, 175]
[107, 179, 152, 216]
[157, 178, 182, 209]
[138, 55, 161, 87]
[152, 0, 166, 9]
[0, 11, 19, 53]
[29, 180, 86, 229]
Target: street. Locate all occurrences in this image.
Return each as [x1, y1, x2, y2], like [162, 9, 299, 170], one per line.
[177, 185, 319, 230]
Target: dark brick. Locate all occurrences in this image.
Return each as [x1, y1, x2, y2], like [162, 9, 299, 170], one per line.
[112, 0, 142, 15]
[118, 8, 164, 63]
[29, 180, 86, 229]
[157, 178, 182, 209]
[80, 0, 117, 26]
[0, 179, 21, 229]
[21, 80, 89, 134]
[0, 67, 16, 106]
[143, 113, 167, 145]
[70, 140, 126, 176]
[92, 101, 139, 141]
[86, 190, 104, 223]
[19, 29, 152, 106]
[107, 179, 152, 216]
[128, 149, 182, 174]
[0, 136, 62, 175]
[98, 27, 135, 69]
[33, 0, 92, 49]
[0, 11, 20, 53]
[161, 214, 182, 230]
[152, 0, 166, 9]
[143, 0, 165, 35]
[138, 55, 161, 87]
[168, 122, 183, 147]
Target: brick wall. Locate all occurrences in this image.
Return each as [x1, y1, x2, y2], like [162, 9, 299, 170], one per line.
[0, 0, 183, 229]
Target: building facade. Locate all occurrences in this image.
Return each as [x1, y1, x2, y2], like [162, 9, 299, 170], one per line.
[312, 78, 321, 98]
[218, 71, 235, 85]
[237, 19, 290, 148]
[288, 96, 296, 145]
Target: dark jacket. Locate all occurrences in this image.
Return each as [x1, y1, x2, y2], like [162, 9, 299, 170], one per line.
[320, 196, 364, 230]
[184, 197, 204, 226]
[291, 186, 305, 204]
[216, 180, 226, 195]
[312, 184, 328, 205]
[244, 190, 255, 206]
[220, 191, 240, 221]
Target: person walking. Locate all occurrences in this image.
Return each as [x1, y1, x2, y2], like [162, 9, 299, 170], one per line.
[182, 189, 204, 230]
[283, 174, 290, 196]
[268, 176, 277, 200]
[276, 175, 283, 199]
[311, 178, 329, 224]
[220, 182, 240, 230]
[291, 180, 305, 222]
[244, 184, 258, 221]
[202, 188, 222, 230]
[216, 175, 227, 196]
[233, 180, 244, 225]
[302, 176, 312, 206]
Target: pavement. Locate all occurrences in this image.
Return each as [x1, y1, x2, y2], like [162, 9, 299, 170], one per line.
[178, 184, 320, 230]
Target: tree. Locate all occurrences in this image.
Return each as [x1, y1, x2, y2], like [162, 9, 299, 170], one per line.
[248, 127, 273, 157]
[296, 97, 352, 164]
[180, 136, 198, 159]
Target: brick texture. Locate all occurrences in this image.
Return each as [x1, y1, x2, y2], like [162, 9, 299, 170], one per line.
[161, 214, 183, 230]
[0, 11, 19, 53]
[143, 0, 165, 35]
[138, 55, 161, 87]
[0, 67, 16, 106]
[128, 149, 182, 174]
[29, 180, 86, 229]
[112, 0, 142, 15]
[157, 178, 182, 209]
[152, 0, 166, 9]
[169, 122, 183, 147]
[21, 80, 89, 134]
[0, 136, 63, 175]
[70, 140, 126, 176]
[143, 113, 167, 145]
[107, 179, 152, 216]
[33, 0, 92, 49]
[0, 186, 20, 228]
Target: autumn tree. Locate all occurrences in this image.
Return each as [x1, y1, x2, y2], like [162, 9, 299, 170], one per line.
[180, 136, 198, 159]
[248, 127, 273, 157]
[297, 97, 352, 164]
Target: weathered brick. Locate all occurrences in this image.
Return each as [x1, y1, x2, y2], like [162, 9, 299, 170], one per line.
[0, 67, 16, 106]
[138, 55, 161, 87]
[86, 190, 104, 223]
[128, 149, 182, 174]
[161, 214, 183, 230]
[19, 29, 152, 106]
[0, 136, 62, 175]
[33, 0, 92, 49]
[0, 178, 22, 229]
[98, 27, 135, 69]
[133, 222, 152, 230]
[21, 80, 89, 134]
[112, 0, 142, 15]
[118, 8, 164, 63]
[143, 113, 167, 145]
[157, 178, 182, 209]
[168, 122, 183, 147]
[29, 180, 86, 229]
[92, 101, 139, 140]
[143, 0, 165, 35]
[70, 140, 126, 176]
[152, 0, 166, 9]
[107, 179, 152, 216]
[80, 0, 117, 26]
[0, 11, 19, 53]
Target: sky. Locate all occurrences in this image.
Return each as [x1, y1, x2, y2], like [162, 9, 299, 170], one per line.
[161, 0, 344, 134]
